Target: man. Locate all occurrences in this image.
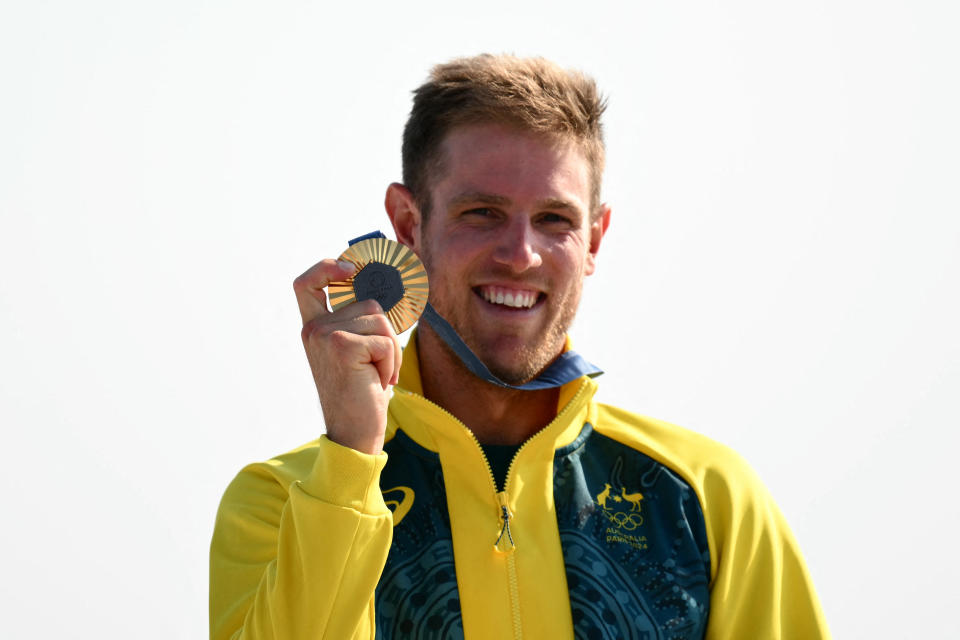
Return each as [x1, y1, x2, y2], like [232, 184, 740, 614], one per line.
[210, 55, 829, 639]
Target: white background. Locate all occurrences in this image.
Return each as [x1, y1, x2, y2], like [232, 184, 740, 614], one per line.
[2, 1, 957, 637]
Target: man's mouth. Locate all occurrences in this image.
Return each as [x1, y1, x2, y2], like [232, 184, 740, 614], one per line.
[475, 285, 542, 309]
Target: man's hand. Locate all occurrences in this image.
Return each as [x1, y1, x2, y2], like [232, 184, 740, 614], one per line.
[294, 259, 402, 455]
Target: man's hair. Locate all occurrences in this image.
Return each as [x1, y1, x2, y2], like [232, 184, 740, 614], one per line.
[402, 54, 607, 219]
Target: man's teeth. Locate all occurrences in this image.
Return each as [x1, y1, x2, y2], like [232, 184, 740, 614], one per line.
[481, 287, 538, 309]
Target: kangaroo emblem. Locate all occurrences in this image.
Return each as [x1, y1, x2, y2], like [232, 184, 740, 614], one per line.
[596, 483, 612, 508]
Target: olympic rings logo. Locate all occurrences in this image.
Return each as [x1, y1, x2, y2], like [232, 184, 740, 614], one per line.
[601, 508, 644, 530]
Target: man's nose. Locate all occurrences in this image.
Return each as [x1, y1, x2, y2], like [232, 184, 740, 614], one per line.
[492, 217, 543, 272]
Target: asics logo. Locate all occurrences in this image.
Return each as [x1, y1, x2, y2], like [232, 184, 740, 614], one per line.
[382, 486, 415, 526]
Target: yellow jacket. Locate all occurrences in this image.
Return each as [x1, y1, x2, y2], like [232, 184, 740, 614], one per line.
[210, 339, 829, 639]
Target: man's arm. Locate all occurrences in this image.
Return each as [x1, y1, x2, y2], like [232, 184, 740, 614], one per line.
[703, 454, 830, 639]
[294, 259, 401, 455]
[209, 437, 392, 640]
[594, 409, 829, 639]
[209, 259, 401, 639]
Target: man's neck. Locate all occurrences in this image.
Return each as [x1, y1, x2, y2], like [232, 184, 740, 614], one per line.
[416, 328, 560, 446]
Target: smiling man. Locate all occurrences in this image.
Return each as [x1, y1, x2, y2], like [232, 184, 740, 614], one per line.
[210, 55, 829, 639]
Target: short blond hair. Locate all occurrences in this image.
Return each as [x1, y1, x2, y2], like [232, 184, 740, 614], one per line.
[402, 54, 607, 218]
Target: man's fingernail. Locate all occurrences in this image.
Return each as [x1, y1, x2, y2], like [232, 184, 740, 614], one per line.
[337, 260, 356, 274]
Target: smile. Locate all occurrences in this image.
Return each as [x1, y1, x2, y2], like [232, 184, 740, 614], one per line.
[475, 285, 542, 309]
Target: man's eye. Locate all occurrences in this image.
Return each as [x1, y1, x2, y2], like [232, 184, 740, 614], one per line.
[463, 208, 494, 217]
[540, 213, 572, 225]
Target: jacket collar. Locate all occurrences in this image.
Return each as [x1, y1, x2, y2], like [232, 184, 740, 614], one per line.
[388, 329, 598, 452]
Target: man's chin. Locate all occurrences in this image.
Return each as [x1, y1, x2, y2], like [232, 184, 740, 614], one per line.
[433, 319, 565, 386]
[485, 356, 554, 387]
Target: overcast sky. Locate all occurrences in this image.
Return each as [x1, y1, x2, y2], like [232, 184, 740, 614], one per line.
[2, 1, 957, 637]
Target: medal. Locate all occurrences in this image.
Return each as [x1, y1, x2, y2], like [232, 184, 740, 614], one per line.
[328, 233, 429, 334]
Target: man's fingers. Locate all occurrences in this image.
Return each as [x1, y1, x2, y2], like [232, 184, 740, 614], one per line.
[322, 330, 396, 390]
[301, 301, 401, 389]
[292, 259, 357, 324]
[331, 305, 403, 384]
[391, 332, 402, 386]
[328, 298, 384, 324]
[364, 334, 404, 390]
[302, 301, 391, 342]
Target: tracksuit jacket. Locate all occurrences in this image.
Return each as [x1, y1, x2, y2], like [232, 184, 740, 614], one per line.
[210, 338, 829, 639]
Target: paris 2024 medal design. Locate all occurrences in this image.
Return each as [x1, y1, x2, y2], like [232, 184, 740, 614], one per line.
[328, 236, 429, 334]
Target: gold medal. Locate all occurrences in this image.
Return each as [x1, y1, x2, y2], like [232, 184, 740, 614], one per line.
[328, 236, 429, 334]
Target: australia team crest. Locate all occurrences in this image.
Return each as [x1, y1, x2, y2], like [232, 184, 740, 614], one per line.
[595, 458, 649, 550]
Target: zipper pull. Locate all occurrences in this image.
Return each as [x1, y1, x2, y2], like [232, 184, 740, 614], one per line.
[494, 491, 516, 553]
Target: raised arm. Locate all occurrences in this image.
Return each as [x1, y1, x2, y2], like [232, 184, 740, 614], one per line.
[210, 259, 401, 639]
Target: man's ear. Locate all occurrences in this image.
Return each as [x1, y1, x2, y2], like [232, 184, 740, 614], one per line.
[585, 203, 612, 276]
[385, 183, 422, 254]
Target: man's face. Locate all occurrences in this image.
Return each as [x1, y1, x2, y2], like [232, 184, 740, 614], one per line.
[416, 123, 607, 384]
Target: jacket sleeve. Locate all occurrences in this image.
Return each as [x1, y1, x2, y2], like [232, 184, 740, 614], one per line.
[210, 436, 393, 640]
[702, 458, 831, 640]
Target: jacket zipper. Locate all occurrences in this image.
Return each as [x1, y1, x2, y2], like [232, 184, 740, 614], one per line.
[496, 491, 522, 639]
[393, 380, 591, 640]
[495, 491, 515, 552]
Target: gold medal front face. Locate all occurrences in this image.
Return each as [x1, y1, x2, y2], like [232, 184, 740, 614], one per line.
[328, 237, 429, 334]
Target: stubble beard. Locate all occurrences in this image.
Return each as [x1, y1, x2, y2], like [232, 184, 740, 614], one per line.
[485, 306, 575, 385]
[421, 246, 581, 386]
